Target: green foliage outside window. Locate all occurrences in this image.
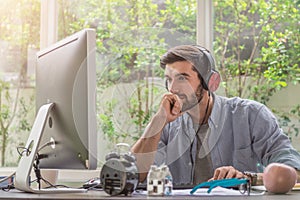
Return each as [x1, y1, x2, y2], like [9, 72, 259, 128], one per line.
[58, 0, 300, 145]
[213, 0, 300, 137]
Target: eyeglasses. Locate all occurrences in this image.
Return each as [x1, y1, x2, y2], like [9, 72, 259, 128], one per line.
[190, 178, 251, 195]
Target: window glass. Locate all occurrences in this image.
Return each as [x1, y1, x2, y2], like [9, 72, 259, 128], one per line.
[0, 0, 40, 167]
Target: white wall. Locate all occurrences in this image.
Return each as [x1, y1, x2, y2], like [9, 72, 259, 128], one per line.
[267, 83, 300, 150]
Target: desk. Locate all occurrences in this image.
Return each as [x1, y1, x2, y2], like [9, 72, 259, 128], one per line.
[0, 189, 300, 200]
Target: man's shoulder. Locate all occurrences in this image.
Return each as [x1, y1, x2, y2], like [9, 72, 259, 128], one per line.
[215, 94, 264, 110]
[211, 94, 269, 122]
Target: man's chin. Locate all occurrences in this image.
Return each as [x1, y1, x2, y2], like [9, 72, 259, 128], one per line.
[181, 102, 199, 112]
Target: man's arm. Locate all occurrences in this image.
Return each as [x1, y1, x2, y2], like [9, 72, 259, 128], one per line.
[131, 93, 182, 182]
[131, 114, 166, 182]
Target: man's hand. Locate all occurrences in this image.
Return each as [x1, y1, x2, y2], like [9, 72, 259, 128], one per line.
[157, 93, 183, 123]
[210, 166, 245, 180]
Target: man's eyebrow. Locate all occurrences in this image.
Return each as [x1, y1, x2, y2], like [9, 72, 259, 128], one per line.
[165, 72, 191, 78]
[175, 72, 190, 77]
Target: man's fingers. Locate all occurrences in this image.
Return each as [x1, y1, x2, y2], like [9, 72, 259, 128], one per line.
[162, 94, 182, 115]
[171, 95, 183, 114]
[171, 100, 181, 115]
[225, 168, 236, 179]
[213, 169, 220, 180]
[236, 171, 245, 179]
[217, 170, 228, 179]
[212, 166, 243, 180]
[159, 94, 183, 123]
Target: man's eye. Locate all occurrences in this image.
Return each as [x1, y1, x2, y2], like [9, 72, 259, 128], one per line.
[178, 76, 187, 81]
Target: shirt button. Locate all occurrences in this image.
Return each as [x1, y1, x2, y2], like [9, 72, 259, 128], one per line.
[188, 162, 192, 166]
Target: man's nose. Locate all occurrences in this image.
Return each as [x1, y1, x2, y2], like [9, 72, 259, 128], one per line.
[169, 81, 179, 94]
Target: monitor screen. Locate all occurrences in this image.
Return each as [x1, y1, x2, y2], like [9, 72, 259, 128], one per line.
[35, 28, 97, 170]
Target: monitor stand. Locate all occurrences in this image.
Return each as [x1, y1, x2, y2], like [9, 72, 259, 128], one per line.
[14, 103, 87, 193]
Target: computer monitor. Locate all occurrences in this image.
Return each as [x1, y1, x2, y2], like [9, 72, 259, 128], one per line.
[15, 28, 97, 193]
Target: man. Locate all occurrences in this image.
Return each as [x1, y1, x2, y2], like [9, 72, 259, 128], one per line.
[131, 45, 300, 189]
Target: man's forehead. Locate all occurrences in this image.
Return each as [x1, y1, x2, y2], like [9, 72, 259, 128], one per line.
[164, 61, 195, 76]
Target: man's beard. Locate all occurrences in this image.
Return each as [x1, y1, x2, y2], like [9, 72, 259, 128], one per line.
[179, 85, 204, 112]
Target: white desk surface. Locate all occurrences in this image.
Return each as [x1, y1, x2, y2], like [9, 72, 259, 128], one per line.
[0, 189, 300, 200]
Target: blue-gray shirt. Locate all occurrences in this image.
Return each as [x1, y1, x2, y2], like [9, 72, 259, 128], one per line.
[154, 94, 300, 185]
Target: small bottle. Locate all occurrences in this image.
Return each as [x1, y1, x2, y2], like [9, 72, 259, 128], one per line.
[162, 165, 173, 196]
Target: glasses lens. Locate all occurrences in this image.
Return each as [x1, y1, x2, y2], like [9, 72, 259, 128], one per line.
[239, 183, 247, 194]
[239, 182, 251, 195]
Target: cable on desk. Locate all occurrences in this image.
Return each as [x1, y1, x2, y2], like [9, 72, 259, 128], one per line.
[0, 172, 15, 184]
[85, 183, 103, 191]
[0, 171, 16, 192]
[1, 184, 15, 191]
